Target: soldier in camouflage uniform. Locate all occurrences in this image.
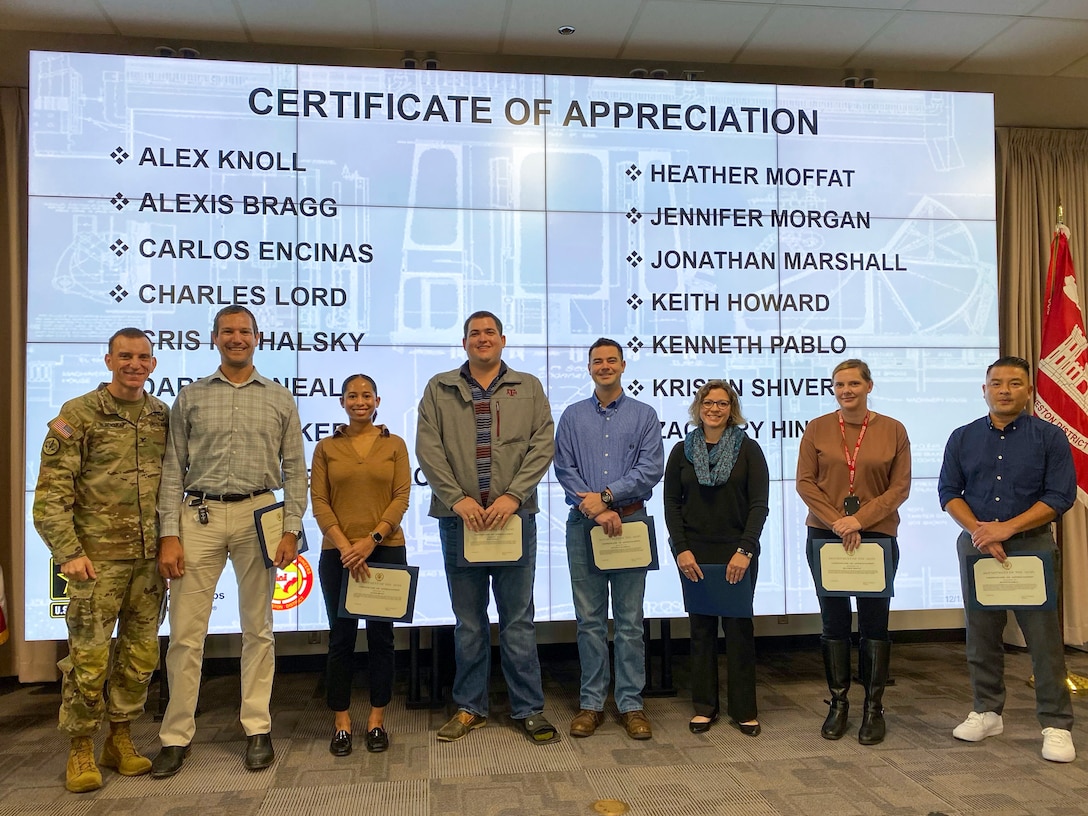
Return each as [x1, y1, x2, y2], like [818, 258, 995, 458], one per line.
[33, 328, 169, 793]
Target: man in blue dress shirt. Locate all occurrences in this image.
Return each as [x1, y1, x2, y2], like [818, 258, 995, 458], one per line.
[938, 356, 1076, 762]
[554, 338, 664, 739]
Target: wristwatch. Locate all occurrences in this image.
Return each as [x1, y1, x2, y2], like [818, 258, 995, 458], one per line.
[601, 488, 614, 508]
[285, 529, 301, 538]
[736, 548, 755, 559]
[371, 531, 384, 545]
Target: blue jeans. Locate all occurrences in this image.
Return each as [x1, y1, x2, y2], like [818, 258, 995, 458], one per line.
[439, 514, 545, 719]
[565, 509, 647, 713]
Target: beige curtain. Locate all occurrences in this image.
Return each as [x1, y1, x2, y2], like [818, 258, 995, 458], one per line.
[1, 87, 59, 680]
[997, 127, 1088, 645]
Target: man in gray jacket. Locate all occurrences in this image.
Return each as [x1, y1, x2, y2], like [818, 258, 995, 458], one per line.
[416, 311, 557, 744]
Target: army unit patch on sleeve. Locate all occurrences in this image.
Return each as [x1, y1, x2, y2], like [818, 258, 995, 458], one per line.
[50, 417, 74, 439]
[42, 437, 60, 455]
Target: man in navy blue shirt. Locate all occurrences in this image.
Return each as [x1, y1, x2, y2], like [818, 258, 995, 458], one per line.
[938, 356, 1076, 762]
[554, 338, 664, 739]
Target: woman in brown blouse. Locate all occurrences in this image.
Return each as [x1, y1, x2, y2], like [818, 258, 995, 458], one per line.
[796, 359, 910, 746]
[311, 374, 410, 756]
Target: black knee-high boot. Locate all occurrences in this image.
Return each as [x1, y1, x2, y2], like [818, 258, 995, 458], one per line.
[858, 639, 891, 745]
[821, 638, 851, 740]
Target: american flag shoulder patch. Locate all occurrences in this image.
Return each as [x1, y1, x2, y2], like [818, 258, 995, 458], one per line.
[50, 417, 74, 439]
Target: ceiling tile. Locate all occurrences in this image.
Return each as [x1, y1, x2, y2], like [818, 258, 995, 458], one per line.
[853, 11, 1017, 73]
[373, 0, 507, 53]
[908, 0, 1043, 13]
[235, 0, 377, 49]
[0, 0, 114, 34]
[1029, 0, 1088, 20]
[736, 6, 898, 68]
[956, 17, 1088, 75]
[505, 0, 640, 58]
[97, 0, 248, 41]
[623, 1, 772, 62]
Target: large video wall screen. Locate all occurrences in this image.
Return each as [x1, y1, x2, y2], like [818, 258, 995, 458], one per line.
[24, 51, 997, 639]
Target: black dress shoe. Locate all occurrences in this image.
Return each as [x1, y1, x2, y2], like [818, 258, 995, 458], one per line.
[150, 745, 190, 778]
[364, 727, 389, 753]
[244, 733, 274, 770]
[731, 720, 761, 737]
[689, 713, 719, 734]
[329, 730, 352, 757]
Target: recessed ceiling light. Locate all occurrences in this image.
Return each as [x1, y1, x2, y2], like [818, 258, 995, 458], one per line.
[558, 25, 575, 36]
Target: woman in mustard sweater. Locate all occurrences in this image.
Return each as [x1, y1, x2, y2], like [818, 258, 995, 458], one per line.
[311, 374, 410, 756]
[796, 359, 911, 746]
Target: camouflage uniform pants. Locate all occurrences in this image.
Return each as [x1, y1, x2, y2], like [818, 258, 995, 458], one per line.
[59, 558, 165, 736]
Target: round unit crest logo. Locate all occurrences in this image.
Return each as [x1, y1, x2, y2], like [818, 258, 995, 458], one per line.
[273, 554, 314, 611]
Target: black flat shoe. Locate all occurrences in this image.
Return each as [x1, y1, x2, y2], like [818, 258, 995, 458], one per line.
[365, 726, 389, 753]
[329, 730, 352, 757]
[689, 714, 719, 734]
[150, 745, 190, 778]
[731, 720, 761, 737]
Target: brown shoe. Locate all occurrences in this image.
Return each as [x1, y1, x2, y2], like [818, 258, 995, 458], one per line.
[622, 710, 653, 740]
[570, 709, 605, 738]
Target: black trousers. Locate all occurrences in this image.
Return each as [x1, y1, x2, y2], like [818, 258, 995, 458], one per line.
[318, 546, 407, 712]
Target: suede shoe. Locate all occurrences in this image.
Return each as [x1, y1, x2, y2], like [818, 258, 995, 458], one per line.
[570, 709, 605, 738]
[100, 721, 152, 776]
[244, 733, 274, 770]
[65, 736, 102, 793]
[150, 745, 190, 779]
[622, 710, 653, 740]
[436, 710, 487, 742]
[952, 711, 1003, 742]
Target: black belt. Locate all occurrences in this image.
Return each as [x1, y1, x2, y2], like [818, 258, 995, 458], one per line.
[1006, 523, 1052, 541]
[617, 501, 645, 518]
[186, 489, 271, 503]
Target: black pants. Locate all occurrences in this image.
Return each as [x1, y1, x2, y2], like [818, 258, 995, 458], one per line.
[806, 527, 899, 640]
[689, 556, 758, 722]
[318, 546, 407, 712]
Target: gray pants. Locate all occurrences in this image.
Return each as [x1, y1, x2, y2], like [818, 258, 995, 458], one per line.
[957, 530, 1073, 730]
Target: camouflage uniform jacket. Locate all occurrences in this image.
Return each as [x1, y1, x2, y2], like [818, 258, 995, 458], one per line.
[33, 383, 169, 564]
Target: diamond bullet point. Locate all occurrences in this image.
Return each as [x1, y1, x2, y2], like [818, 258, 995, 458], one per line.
[109, 239, 129, 256]
[627, 380, 644, 396]
[627, 293, 643, 310]
[626, 337, 644, 353]
[626, 251, 643, 267]
[108, 285, 129, 302]
[625, 164, 642, 180]
[110, 192, 130, 210]
[626, 208, 642, 223]
[110, 147, 130, 164]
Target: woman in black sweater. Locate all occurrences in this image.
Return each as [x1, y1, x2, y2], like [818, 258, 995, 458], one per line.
[664, 379, 769, 735]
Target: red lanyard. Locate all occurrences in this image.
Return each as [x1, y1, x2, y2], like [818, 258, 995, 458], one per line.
[837, 411, 869, 496]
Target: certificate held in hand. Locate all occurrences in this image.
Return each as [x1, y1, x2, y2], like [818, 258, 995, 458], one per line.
[680, 564, 754, 618]
[588, 518, 660, 573]
[966, 552, 1057, 611]
[253, 501, 309, 569]
[458, 514, 526, 566]
[338, 563, 420, 623]
[809, 537, 894, 598]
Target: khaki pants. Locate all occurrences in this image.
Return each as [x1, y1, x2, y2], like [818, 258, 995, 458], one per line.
[159, 493, 277, 746]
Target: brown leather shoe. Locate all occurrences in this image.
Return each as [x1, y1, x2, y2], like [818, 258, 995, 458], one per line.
[622, 710, 653, 740]
[569, 709, 605, 738]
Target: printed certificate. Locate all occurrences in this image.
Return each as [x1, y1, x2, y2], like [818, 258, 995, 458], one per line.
[809, 537, 894, 598]
[338, 563, 419, 623]
[680, 564, 754, 617]
[459, 514, 525, 566]
[589, 519, 660, 573]
[254, 501, 308, 569]
[967, 552, 1057, 610]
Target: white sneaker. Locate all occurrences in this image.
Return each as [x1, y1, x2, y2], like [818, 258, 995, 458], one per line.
[1041, 728, 1075, 763]
[953, 711, 1004, 742]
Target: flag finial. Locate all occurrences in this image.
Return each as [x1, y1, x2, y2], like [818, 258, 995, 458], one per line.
[1059, 202, 1065, 225]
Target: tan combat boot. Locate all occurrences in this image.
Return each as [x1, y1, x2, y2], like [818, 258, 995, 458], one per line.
[99, 720, 152, 776]
[66, 736, 102, 792]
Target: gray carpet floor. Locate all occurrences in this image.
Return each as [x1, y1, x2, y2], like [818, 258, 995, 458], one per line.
[3, 640, 1088, 815]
